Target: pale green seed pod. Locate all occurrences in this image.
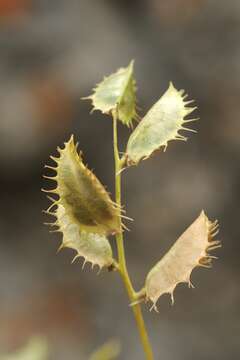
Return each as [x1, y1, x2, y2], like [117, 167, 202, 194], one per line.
[43, 136, 118, 269]
[83, 61, 137, 127]
[126, 82, 198, 165]
[145, 211, 220, 311]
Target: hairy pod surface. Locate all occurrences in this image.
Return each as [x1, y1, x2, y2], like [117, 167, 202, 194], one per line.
[44, 135, 121, 235]
[84, 61, 137, 127]
[145, 211, 220, 311]
[126, 82, 198, 165]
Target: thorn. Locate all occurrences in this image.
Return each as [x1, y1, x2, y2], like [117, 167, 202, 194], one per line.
[175, 135, 187, 141]
[120, 215, 134, 222]
[181, 127, 197, 133]
[72, 254, 81, 264]
[119, 207, 126, 214]
[44, 165, 57, 171]
[122, 223, 130, 231]
[42, 175, 57, 180]
[184, 99, 195, 105]
[184, 106, 197, 115]
[210, 222, 219, 232]
[41, 188, 58, 194]
[81, 95, 92, 100]
[46, 202, 57, 212]
[56, 244, 65, 253]
[188, 280, 195, 289]
[208, 240, 221, 247]
[211, 229, 219, 237]
[208, 244, 222, 251]
[150, 303, 159, 313]
[184, 117, 199, 123]
[44, 222, 57, 227]
[50, 155, 59, 162]
[210, 239, 221, 244]
[46, 195, 58, 203]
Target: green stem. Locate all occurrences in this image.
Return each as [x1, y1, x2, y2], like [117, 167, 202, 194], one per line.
[113, 114, 154, 360]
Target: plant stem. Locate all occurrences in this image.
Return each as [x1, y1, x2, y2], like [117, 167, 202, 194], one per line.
[112, 114, 154, 360]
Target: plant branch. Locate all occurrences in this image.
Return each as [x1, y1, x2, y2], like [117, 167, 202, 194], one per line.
[112, 113, 154, 360]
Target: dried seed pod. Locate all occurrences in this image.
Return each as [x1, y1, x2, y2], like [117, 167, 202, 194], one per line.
[55, 205, 114, 269]
[126, 82, 198, 165]
[83, 61, 137, 127]
[43, 135, 121, 236]
[145, 211, 220, 311]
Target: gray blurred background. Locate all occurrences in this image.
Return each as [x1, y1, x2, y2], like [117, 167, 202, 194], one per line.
[0, 0, 239, 359]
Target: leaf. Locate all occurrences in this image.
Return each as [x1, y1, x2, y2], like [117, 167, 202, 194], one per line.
[83, 61, 137, 127]
[145, 211, 220, 311]
[43, 135, 121, 236]
[126, 82, 198, 165]
[55, 205, 114, 269]
[89, 339, 121, 360]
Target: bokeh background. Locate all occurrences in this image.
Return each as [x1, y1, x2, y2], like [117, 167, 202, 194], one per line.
[0, 0, 239, 359]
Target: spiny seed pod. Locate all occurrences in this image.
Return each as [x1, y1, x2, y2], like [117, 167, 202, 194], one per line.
[126, 82, 198, 165]
[43, 135, 121, 236]
[83, 60, 137, 127]
[145, 211, 220, 311]
[53, 205, 114, 269]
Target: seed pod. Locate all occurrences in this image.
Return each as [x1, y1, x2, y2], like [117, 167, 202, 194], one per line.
[83, 61, 137, 127]
[126, 82, 198, 165]
[145, 211, 220, 311]
[55, 205, 114, 269]
[43, 135, 121, 236]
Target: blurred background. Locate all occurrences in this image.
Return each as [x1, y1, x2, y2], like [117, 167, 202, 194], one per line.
[0, 0, 239, 359]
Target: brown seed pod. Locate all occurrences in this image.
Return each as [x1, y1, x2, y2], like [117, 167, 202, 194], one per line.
[145, 211, 220, 311]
